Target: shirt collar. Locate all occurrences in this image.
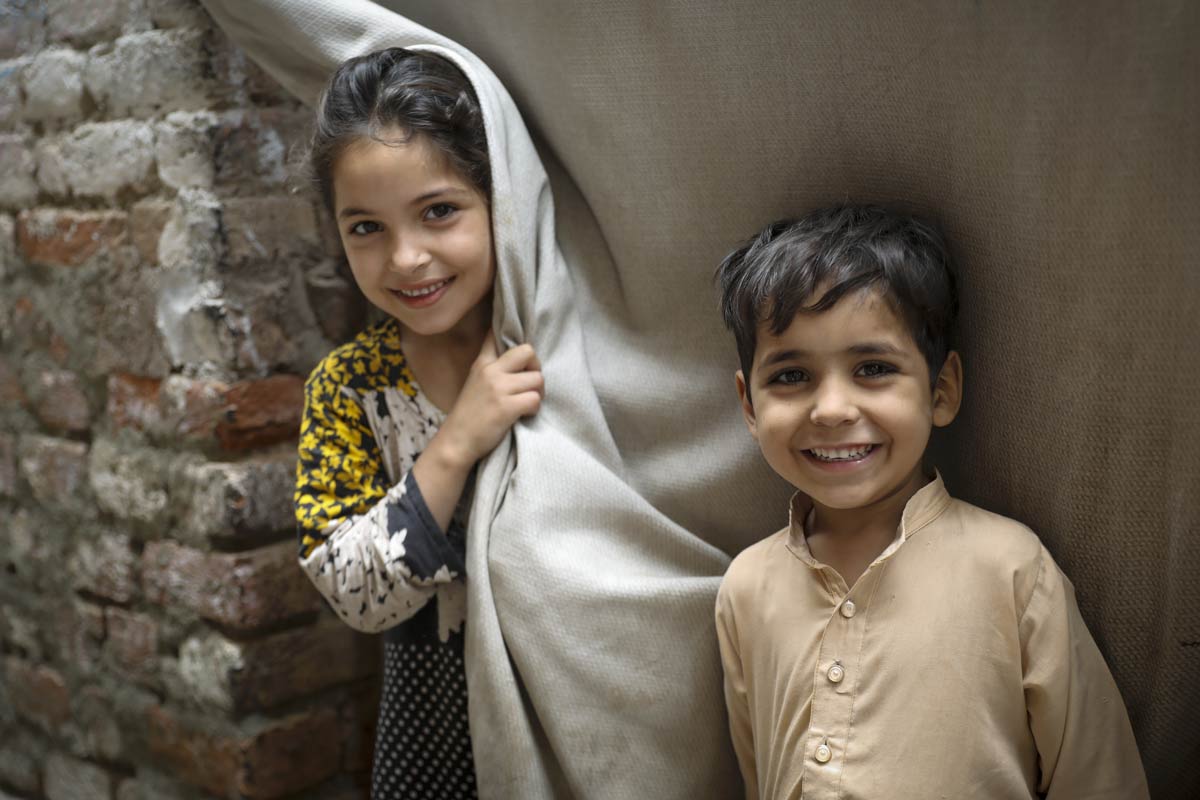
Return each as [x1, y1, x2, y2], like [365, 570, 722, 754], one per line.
[786, 471, 953, 567]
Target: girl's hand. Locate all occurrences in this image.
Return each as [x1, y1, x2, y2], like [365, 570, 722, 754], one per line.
[438, 331, 543, 469]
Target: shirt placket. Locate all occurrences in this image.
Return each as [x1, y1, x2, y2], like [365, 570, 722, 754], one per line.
[802, 567, 878, 800]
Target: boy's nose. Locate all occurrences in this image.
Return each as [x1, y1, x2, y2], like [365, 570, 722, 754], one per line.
[809, 381, 860, 427]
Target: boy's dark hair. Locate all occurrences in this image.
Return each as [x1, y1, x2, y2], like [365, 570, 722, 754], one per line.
[717, 204, 958, 394]
[306, 47, 490, 210]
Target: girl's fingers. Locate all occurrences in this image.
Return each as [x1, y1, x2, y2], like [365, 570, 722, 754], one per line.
[510, 390, 542, 417]
[494, 342, 539, 372]
[503, 370, 545, 397]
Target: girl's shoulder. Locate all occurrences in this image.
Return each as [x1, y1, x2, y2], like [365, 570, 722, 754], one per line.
[305, 317, 418, 398]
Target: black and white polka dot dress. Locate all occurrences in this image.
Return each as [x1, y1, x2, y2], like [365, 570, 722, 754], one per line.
[374, 601, 477, 798]
[293, 319, 478, 799]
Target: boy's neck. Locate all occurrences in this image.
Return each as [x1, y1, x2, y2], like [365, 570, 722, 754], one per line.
[803, 467, 931, 587]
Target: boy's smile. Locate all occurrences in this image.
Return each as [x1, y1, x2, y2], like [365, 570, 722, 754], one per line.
[737, 287, 961, 527]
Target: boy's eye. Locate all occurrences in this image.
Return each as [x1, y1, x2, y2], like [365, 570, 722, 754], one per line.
[348, 220, 382, 236]
[857, 361, 897, 378]
[424, 203, 458, 221]
[771, 368, 809, 385]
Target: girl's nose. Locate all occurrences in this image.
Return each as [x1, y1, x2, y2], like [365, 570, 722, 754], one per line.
[809, 379, 860, 427]
[388, 235, 431, 273]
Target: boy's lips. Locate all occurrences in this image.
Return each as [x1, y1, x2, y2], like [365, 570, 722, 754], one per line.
[803, 443, 879, 466]
[390, 277, 454, 307]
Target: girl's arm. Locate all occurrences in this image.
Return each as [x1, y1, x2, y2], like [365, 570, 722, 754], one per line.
[295, 332, 542, 635]
[295, 361, 465, 634]
[410, 332, 542, 532]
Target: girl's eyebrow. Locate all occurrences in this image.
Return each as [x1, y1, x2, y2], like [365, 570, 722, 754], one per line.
[412, 186, 471, 205]
[337, 186, 472, 219]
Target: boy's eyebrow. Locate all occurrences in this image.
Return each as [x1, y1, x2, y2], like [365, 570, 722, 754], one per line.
[848, 341, 906, 356]
[758, 341, 906, 366]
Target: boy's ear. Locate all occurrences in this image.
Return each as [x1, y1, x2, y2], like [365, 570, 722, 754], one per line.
[931, 351, 963, 428]
[735, 370, 759, 440]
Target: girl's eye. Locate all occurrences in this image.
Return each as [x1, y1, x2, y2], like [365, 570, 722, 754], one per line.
[771, 368, 809, 385]
[348, 220, 382, 236]
[425, 203, 457, 221]
[857, 362, 897, 379]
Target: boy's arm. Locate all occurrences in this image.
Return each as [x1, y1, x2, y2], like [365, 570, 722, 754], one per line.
[295, 368, 465, 635]
[1021, 545, 1150, 799]
[716, 582, 759, 800]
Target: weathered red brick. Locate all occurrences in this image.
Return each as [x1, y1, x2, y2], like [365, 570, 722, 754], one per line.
[5, 657, 70, 730]
[141, 541, 317, 630]
[128, 198, 174, 265]
[241, 709, 341, 797]
[145, 705, 340, 798]
[54, 600, 106, 676]
[32, 369, 91, 432]
[44, 751, 116, 800]
[164, 375, 228, 441]
[0, 354, 26, 407]
[207, 621, 378, 713]
[16, 209, 128, 268]
[70, 532, 138, 603]
[0, 433, 16, 497]
[18, 434, 88, 507]
[104, 608, 159, 679]
[145, 705, 240, 796]
[216, 374, 304, 451]
[0, 740, 41, 794]
[106, 373, 163, 432]
[221, 196, 319, 264]
[176, 456, 295, 541]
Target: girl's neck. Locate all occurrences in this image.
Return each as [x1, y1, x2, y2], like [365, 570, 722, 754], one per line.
[400, 299, 492, 413]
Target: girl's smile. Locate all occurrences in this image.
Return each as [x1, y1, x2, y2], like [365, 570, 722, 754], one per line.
[391, 276, 455, 307]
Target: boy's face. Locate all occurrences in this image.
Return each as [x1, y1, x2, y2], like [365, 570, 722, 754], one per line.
[736, 287, 961, 516]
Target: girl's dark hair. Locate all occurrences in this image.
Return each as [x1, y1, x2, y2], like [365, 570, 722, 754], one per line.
[306, 47, 490, 210]
[717, 204, 959, 394]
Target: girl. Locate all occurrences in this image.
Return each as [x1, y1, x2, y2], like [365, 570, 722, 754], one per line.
[294, 48, 543, 798]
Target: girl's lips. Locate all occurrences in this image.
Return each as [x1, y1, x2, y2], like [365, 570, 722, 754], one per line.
[390, 277, 454, 308]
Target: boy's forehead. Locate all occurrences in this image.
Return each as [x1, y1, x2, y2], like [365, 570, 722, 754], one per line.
[754, 287, 916, 355]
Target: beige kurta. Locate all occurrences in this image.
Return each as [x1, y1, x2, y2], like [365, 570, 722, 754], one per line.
[715, 475, 1148, 800]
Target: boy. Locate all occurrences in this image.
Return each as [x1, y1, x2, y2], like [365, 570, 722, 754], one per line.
[714, 205, 1148, 800]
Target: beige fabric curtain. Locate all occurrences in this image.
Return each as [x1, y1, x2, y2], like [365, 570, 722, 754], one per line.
[199, 2, 1199, 798]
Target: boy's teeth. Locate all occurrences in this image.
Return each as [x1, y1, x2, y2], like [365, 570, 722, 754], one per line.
[398, 279, 449, 297]
[809, 445, 873, 461]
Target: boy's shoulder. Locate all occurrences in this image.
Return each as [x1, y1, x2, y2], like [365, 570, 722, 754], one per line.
[306, 318, 415, 396]
[717, 525, 793, 606]
[939, 495, 1049, 568]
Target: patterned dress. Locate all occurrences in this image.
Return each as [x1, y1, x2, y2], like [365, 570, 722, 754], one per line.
[295, 317, 478, 799]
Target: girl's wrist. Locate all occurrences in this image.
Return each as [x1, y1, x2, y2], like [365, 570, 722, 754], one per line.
[426, 427, 477, 476]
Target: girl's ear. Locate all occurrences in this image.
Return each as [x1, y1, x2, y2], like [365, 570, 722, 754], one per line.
[931, 351, 963, 427]
[735, 370, 759, 440]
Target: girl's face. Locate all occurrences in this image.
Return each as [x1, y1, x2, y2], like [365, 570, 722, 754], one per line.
[333, 132, 494, 340]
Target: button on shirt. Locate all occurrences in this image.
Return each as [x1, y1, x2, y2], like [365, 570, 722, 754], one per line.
[714, 475, 1148, 800]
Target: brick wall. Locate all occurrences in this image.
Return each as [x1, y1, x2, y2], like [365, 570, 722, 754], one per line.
[0, 1, 378, 798]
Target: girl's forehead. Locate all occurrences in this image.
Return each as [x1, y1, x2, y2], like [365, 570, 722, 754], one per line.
[332, 134, 474, 209]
